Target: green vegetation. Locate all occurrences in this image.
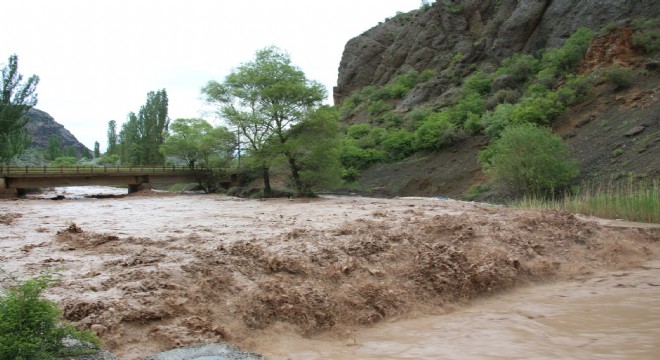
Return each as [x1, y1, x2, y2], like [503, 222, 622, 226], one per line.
[513, 179, 659, 223]
[0, 54, 40, 163]
[603, 65, 634, 89]
[118, 89, 170, 165]
[632, 17, 660, 53]
[203, 46, 337, 196]
[479, 123, 579, 196]
[159, 118, 235, 170]
[0, 271, 101, 360]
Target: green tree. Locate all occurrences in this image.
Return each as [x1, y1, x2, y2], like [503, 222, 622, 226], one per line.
[202, 47, 326, 196]
[117, 90, 169, 165]
[160, 118, 236, 169]
[93, 141, 100, 158]
[46, 134, 62, 161]
[137, 89, 169, 164]
[479, 123, 579, 196]
[106, 120, 118, 155]
[0, 54, 39, 163]
[274, 106, 342, 195]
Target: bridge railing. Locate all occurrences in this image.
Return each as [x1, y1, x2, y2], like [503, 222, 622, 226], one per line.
[0, 164, 216, 176]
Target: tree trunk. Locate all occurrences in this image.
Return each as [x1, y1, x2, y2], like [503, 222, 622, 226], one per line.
[262, 167, 272, 197]
[287, 154, 303, 195]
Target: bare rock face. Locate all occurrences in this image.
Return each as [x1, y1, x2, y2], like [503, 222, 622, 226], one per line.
[24, 108, 91, 158]
[334, 0, 659, 105]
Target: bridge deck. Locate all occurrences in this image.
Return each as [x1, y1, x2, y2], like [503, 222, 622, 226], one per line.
[1, 165, 236, 193]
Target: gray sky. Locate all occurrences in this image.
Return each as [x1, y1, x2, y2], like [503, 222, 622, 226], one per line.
[2, 0, 425, 151]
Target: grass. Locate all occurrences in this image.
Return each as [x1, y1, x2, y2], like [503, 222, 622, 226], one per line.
[512, 178, 659, 223]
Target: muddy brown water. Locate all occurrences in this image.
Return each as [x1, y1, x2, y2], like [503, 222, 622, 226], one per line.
[1, 186, 658, 359]
[258, 261, 660, 359]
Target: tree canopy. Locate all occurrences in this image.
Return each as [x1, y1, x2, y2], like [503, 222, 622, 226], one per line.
[0, 54, 40, 163]
[159, 118, 236, 169]
[202, 46, 333, 196]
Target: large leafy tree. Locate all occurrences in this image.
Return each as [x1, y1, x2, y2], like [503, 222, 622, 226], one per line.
[0, 54, 40, 163]
[202, 46, 326, 196]
[160, 118, 236, 169]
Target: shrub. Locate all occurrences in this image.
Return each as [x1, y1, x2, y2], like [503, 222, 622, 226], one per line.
[0, 272, 100, 360]
[479, 123, 579, 196]
[367, 100, 393, 116]
[451, 93, 487, 124]
[541, 28, 594, 74]
[510, 95, 565, 126]
[381, 129, 415, 161]
[413, 111, 458, 151]
[347, 124, 371, 139]
[51, 157, 77, 166]
[496, 54, 540, 83]
[603, 66, 634, 89]
[481, 103, 515, 139]
[632, 18, 660, 53]
[406, 107, 433, 129]
[462, 70, 493, 96]
[487, 88, 521, 109]
[563, 75, 592, 102]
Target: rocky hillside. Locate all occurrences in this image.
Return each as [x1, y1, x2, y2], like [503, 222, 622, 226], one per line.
[334, 0, 659, 199]
[25, 108, 91, 158]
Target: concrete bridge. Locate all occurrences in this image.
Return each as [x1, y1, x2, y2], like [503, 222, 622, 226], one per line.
[0, 165, 240, 196]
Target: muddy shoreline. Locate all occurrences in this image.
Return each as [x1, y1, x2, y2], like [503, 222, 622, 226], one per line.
[1, 188, 658, 359]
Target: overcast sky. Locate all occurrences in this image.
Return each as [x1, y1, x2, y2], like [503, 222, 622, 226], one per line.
[2, 0, 426, 151]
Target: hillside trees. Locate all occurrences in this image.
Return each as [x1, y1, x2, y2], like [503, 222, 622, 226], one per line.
[0, 54, 40, 163]
[117, 89, 169, 165]
[202, 47, 333, 196]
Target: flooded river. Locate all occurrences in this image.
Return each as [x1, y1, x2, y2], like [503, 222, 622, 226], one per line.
[1, 186, 658, 359]
[259, 261, 660, 359]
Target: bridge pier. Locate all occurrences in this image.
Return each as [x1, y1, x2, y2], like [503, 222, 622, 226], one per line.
[128, 183, 151, 194]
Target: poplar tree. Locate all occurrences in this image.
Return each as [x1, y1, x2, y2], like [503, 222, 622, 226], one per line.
[0, 54, 40, 163]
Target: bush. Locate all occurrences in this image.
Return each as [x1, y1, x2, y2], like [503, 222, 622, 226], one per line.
[51, 157, 77, 166]
[381, 129, 415, 161]
[632, 18, 660, 53]
[541, 27, 594, 74]
[603, 66, 634, 89]
[510, 95, 565, 126]
[462, 70, 493, 96]
[0, 272, 100, 360]
[413, 111, 458, 151]
[479, 123, 579, 196]
[347, 124, 371, 139]
[496, 54, 540, 83]
[367, 100, 393, 116]
[481, 103, 515, 139]
[487, 88, 521, 109]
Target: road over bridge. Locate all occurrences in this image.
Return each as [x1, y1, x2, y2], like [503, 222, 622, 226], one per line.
[0, 165, 240, 196]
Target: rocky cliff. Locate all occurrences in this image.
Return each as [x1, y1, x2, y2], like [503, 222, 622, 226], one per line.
[25, 108, 91, 158]
[335, 0, 659, 106]
[333, 0, 659, 199]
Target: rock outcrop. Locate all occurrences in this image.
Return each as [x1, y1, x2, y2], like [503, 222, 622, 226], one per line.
[334, 0, 659, 106]
[25, 108, 91, 158]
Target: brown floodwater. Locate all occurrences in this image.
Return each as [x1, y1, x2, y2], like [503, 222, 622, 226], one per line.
[1, 186, 658, 359]
[258, 261, 660, 360]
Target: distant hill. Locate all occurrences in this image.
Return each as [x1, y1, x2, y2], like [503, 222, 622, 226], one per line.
[24, 108, 91, 158]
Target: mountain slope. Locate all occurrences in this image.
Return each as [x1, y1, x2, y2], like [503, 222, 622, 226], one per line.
[334, 0, 659, 199]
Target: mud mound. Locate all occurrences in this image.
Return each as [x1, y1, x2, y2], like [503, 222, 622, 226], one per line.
[48, 206, 658, 358]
